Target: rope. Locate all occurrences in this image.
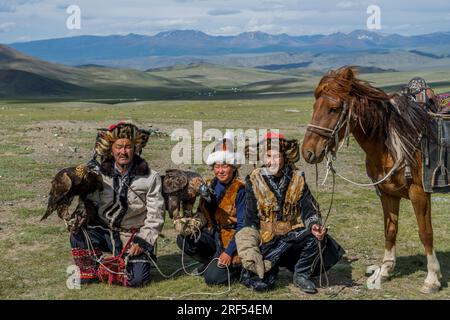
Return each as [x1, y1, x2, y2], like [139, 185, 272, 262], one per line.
[155, 235, 232, 299]
[80, 225, 232, 297]
[312, 169, 335, 289]
[79, 162, 232, 295]
[156, 258, 231, 299]
[321, 156, 401, 187]
[81, 227, 126, 276]
[317, 241, 329, 288]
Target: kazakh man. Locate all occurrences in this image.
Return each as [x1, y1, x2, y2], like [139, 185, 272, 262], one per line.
[177, 135, 245, 285]
[236, 132, 344, 294]
[70, 122, 165, 287]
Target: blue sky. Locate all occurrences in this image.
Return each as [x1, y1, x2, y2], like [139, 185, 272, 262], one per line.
[1, 0, 449, 43]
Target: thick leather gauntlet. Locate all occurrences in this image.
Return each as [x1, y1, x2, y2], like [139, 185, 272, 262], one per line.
[236, 227, 272, 279]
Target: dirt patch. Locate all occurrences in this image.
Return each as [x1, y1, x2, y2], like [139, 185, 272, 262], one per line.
[21, 121, 99, 165]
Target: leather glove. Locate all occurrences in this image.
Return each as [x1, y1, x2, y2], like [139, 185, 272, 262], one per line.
[236, 227, 272, 279]
[173, 211, 207, 237]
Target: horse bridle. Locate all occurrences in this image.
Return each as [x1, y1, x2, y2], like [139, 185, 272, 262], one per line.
[306, 95, 352, 159]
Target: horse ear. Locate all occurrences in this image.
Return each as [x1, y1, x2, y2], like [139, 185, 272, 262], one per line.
[339, 67, 355, 81]
[340, 66, 359, 81]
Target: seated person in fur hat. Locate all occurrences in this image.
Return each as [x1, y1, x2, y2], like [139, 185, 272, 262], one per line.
[70, 122, 165, 287]
[236, 132, 344, 294]
[176, 134, 245, 286]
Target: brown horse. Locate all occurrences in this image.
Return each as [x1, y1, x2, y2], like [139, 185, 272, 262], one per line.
[301, 66, 442, 293]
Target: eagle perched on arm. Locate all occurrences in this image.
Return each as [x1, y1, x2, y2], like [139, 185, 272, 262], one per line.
[161, 169, 212, 219]
[161, 169, 213, 236]
[41, 164, 103, 233]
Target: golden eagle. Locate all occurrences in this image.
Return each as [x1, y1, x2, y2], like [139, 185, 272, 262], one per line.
[41, 164, 103, 232]
[161, 169, 212, 220]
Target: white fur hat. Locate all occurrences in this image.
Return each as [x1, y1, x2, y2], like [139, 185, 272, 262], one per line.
[206, 133, 245, 168]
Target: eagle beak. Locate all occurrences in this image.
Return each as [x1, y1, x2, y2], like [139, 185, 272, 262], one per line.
[198, 183, 213, 202]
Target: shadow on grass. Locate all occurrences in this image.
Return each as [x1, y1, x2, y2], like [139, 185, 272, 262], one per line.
[393, 251, 450, 288]
[151, 253, 356, 290]
[258, 255, 357, 291]
[320, 256, 357, 287]
[150, 253, 200, 282]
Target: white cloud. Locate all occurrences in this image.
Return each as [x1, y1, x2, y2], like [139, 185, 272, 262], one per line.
[0, 22, 15, 32]
[245, 18, 288, 34]
[0, 0, 44, 12]
[0, 0, 449, 43]
[337, 1, 358, 9]
[211, 25, 241, 35]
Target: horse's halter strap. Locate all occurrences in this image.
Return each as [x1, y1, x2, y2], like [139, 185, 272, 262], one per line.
[306, 95, 352, 159]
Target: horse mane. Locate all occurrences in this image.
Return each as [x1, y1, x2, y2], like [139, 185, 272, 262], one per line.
[316, 66, 433, 168]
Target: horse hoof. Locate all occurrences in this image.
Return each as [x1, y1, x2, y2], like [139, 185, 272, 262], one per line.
[420, 284, 440, 294]
[366, 267, 382, 290]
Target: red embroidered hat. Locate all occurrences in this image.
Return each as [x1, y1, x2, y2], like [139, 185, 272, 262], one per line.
[263, 131, 286, 140]
[247, 131, 299, 164]
[108, 121, 126, 131]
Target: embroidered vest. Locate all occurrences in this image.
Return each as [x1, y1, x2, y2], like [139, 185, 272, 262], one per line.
[201, 177, 244, 264]
[249, 167, 305, 243]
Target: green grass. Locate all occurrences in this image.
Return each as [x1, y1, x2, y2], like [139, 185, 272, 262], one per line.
[1, 73, 450, 299]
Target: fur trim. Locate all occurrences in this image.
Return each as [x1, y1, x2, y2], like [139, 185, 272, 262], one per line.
[100, 155, 150, 177]
[207, 137, 244, 167]
[206, 150, 245, 168]
[94, 123, 150, 159]
[245, 135, 300, 164]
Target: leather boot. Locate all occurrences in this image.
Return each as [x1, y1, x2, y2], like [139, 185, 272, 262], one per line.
[293, 236, 320, 293]
[240, 267, 278, 292]
[293, 273, 317, 294]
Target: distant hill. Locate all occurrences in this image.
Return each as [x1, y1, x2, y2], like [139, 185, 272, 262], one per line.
[0, 44, 313, 99]
[76, 64, 107, 68]
[7, 29, 450, 71]
[0, 45, 93, 97]
[2, 42, 450, 100]
[0, 69, 88, 97]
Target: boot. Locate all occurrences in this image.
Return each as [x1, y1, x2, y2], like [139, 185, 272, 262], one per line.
[240, 267, 278, 292]
[293, 236, 320, 294]
[293, 273, 317, 294]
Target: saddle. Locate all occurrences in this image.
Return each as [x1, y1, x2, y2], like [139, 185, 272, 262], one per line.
[436, 92, 450, 114]
[422, 113, 450, 193]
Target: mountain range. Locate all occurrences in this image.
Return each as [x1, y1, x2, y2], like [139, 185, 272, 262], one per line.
[7, 29, 450, 70]
[2, 29, 450, 99]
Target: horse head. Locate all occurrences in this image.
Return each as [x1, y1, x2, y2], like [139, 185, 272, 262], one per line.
[302, 66, 356, 164]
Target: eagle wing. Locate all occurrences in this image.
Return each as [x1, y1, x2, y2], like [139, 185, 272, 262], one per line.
[41, 171, 73, 221]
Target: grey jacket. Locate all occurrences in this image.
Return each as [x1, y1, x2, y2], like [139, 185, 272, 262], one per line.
[88, 155, 165, 250]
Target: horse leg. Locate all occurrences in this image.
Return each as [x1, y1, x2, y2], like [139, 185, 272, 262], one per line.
[380, 193, 400, 279]
[409, 185, 441, 293]
[367, 192, 399, 287]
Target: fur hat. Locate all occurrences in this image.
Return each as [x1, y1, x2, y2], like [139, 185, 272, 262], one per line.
[246, 131, 300, 164]
[408, 77, 428, 95]
[206, 133, 245, 168]
[94, 122, 150, 159]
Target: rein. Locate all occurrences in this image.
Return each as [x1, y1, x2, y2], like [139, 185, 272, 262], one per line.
[308, 94, 402, 187]
[306, 95, 352, 160]
[306, 94, 399, 291]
